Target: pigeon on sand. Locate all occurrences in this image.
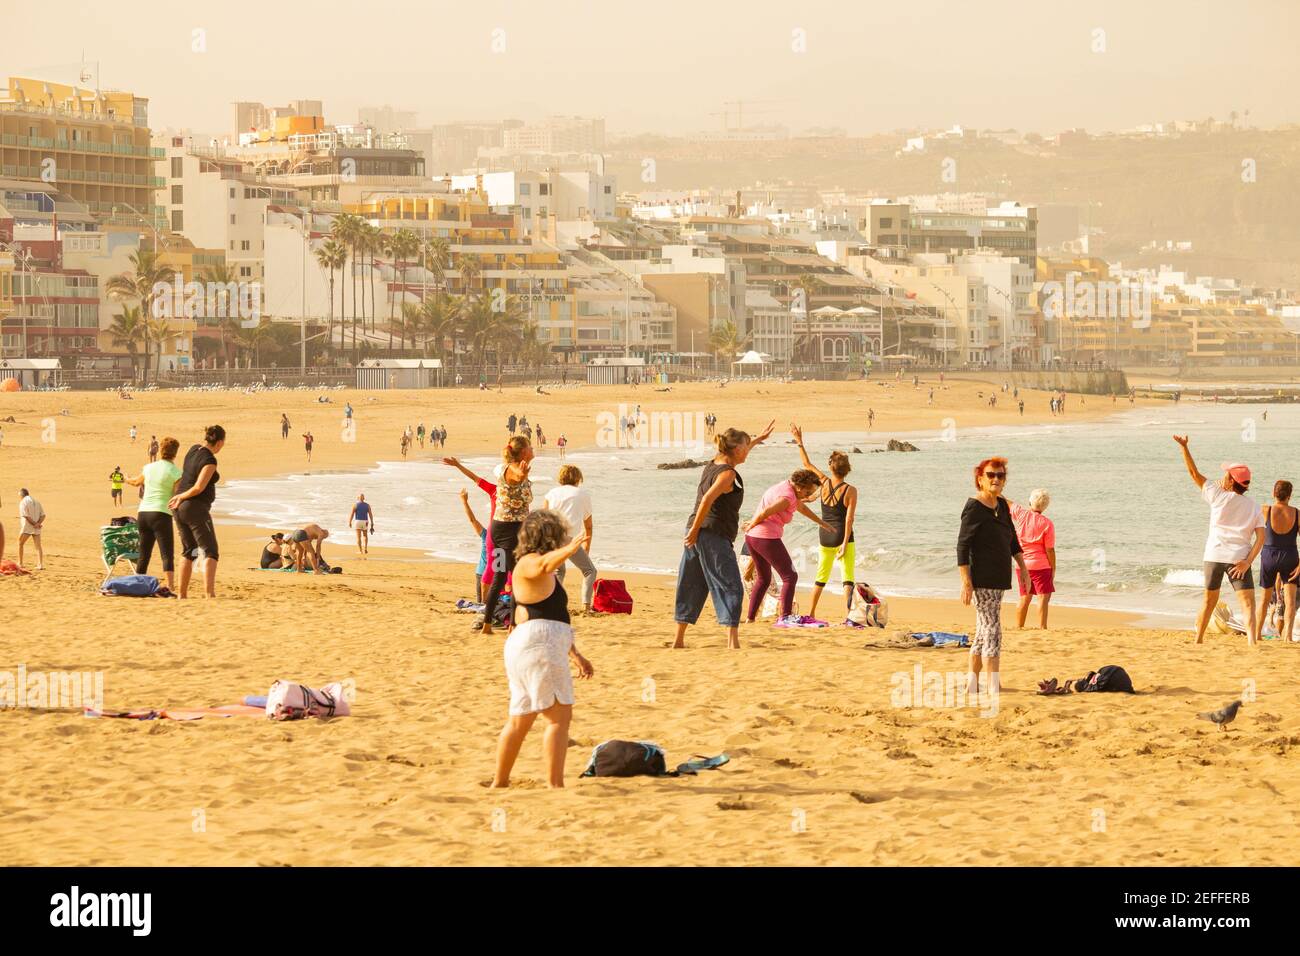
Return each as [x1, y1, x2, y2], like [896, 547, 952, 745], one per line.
[1197, 700, 1243, 731]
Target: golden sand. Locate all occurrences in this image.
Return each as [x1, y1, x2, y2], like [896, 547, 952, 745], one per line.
[1, 377, 1296, 866]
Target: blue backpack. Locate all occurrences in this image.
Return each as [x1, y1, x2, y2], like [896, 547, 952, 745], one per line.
[101, 574, 160, 597]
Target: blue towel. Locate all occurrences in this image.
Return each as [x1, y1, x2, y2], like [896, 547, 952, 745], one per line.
[243, 695, 268, 708]
[909, 631, 970, 648]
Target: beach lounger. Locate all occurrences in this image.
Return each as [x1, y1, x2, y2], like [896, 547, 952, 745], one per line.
[99, 523, 140, 586]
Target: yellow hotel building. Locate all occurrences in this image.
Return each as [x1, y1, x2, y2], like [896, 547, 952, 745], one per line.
[0, 77, 165, 228]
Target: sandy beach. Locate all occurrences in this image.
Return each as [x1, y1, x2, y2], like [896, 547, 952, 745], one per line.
[2, 375, 1298, 866]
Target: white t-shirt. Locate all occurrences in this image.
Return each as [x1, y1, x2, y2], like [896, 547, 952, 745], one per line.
[1201, 482, 1264, 562]
[543, 485, 592, 538]
[18, 495, 45, 534]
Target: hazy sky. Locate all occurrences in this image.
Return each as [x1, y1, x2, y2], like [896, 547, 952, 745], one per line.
[6, 0, 1298, 137]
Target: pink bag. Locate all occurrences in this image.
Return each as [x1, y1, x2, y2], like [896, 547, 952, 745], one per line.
[265, 680, 351, 720]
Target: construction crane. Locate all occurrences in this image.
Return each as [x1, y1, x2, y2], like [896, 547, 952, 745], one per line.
[722, 99, 780, 131]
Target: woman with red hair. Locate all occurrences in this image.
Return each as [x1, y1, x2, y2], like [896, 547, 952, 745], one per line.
[957, 456, 1029, 704]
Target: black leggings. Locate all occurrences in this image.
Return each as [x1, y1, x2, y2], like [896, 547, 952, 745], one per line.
[483, 519, 522, 625]
[136, 511, 175, 574]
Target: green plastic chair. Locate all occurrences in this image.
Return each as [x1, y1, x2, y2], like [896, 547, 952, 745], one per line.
[100, 523, 141, 585]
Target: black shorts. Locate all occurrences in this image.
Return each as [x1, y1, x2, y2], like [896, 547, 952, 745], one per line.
[175, 501, 219, 561]
[1204, 561, 1253, 592]
[1259, 547, 1299, 590]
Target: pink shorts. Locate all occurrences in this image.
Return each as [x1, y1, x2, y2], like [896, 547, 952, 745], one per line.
[1018, 567, 1055, 596]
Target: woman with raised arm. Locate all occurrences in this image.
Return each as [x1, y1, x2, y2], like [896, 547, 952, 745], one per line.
[492, 509, 594, 789]
[742, 469, 834, 624]
[672, 420, 775, 650]
[792, 424, 858, 620]
[481, 436, 534, 636]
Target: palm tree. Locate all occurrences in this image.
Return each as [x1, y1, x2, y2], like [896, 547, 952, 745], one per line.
[793, 273, 823, 362]
[105, 249, 172, 385]
[421, 235, 450, 295]
[148, 316, 176, 372]
[417, 291, 463, 364]
[488, 294, 528, 375]
[458, 256, 481, 299]
[361, 221, 382, 335]
[108, 304, 146, 380]
[517, 320, 551, 384]
[198, 262, 239, 362]
[331, 213, 362, 353]
[387, 229, 420, 348]
[236, 319, 275, 368]
[709, 319, 749, 365]
[315, 237, 347, 353]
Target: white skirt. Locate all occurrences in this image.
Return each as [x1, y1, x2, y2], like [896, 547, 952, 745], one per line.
[503, 618, 575, 716]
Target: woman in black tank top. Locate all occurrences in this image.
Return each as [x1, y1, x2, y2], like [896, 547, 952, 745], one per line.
[493, 509, 595, 790]
[793, 426, 859, 619]
[674, 420, 775, 650]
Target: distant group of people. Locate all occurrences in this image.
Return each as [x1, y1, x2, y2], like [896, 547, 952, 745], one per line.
[506, 412, 546, 447]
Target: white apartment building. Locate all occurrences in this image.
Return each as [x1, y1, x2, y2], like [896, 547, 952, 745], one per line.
[745, 287, 793, 362]
[156, 137, 297, 283]
[501, 117, 605, 155]
[450, 168, 616, 236]
[951, 251, 1036, 366]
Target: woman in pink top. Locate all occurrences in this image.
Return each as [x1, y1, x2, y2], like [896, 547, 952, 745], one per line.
[1010, 488, 1056, 629]
[742, 469, 833, 623]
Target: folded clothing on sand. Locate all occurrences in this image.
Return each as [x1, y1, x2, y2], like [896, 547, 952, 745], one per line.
[580, 740, 730, 778]
[773, 614, 830, 628]
[909, 631, 971, 648]
[85, 704, 265, 720]
[0, 559, 31, 576]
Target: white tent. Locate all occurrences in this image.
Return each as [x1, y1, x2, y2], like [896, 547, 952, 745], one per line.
[731, 350, 772, 378]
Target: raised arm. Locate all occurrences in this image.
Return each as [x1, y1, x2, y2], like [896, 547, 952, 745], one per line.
[441, 456, 483, 485]
[790, 424, 828, 483]
[1173, 435, 1205, 489]
[458, 489, 484, 537]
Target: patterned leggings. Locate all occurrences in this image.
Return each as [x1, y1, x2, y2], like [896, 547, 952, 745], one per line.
[972, 588, 1004, 658]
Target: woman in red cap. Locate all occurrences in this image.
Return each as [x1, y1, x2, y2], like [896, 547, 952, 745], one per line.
[1173, 436, 1266, 644]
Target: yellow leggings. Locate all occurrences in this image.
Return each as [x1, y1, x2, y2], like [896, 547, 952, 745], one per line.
[814, 542, 855, 588]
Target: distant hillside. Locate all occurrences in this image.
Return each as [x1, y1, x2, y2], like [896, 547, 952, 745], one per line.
[607, 128, 1300, 287]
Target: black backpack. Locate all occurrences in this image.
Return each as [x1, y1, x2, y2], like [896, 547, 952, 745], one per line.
[1076, 665, 1135, 694]
[580, 740, 669, 778]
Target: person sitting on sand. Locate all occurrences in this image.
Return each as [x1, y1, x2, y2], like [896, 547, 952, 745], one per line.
[1173, 435, 1266, 645]
[348, 494, 374, 558]
[492, 509, 594, 789]
[1010, 489, 1056, 630]
[261, 532, 288, 569]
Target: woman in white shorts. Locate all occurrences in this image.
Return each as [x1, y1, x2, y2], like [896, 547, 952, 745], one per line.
[492, 509, 594, 789]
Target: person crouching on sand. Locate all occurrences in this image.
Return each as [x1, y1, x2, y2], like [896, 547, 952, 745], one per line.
[741, 469, 834, 623]
[957, 457, 1029, 706]
[1010, 488, 1056, 629]
[492, 509, 594, 789]
[673, 421, 775, 650]
[1173, 436, 1265, 645]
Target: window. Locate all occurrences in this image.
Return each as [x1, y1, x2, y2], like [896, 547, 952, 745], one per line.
[230, 214, 236, 225]
[171, 156, 184, 178]
[604, 185, 611, 194]
[539, 183, 550, 195]
[239, 266, 252, 278]
[172, 210, 184, 232]
[240, 240, 250, 251]
[230, 240, 235, 250]
[171, 185, 183, 204]
[519, 183, 531, 195]
[229, 187, 236, 199]
[879, 217, 892, 228]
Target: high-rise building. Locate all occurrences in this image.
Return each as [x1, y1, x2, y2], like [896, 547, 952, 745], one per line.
[502, 117, 605, 155]
[0, 77, 164, 229]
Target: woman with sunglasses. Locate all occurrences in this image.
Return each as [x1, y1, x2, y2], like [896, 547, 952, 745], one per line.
[957, 457, 1029, 704]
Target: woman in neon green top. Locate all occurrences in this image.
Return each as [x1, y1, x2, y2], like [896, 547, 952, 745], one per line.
[125, 437, 182, 590]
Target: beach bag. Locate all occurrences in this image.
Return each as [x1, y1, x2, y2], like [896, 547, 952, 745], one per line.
[265, 680, 352, 720]
[1075, 665, 1135, 694]
[580, 740, 668, 777]
[848, 583, 889, 627]
[101, 574, 159, 597]
[593, 579, 633, 614]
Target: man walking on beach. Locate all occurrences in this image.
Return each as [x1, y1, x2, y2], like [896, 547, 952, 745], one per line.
[17, 487, 45, 570]
[1174, 436, 1265, 645]
[303, 431, 314, 462]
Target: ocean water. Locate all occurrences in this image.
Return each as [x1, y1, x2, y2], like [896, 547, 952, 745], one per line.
[215, 404, 1297, 625]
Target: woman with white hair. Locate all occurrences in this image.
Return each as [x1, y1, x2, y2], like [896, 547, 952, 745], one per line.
[1010, 488, 1057, 629]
